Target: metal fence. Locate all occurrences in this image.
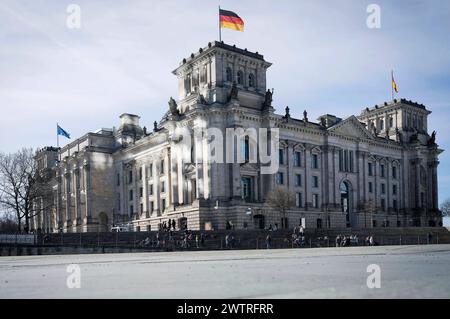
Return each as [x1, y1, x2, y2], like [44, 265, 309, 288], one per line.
[0, 234, 36, 245]
[29, 231, 447, 252]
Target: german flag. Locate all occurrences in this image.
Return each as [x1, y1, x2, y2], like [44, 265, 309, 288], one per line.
[220, 9, 244, 32]
[392, 71, 399, 93]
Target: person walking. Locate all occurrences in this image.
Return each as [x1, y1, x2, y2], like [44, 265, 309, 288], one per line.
[266, 234, 272, 249]
[195, 234, 200, 248]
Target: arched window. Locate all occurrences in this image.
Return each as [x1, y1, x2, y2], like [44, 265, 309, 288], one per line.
[237, 70, 243, 85]
[200, 65, 207, 83]
[226, 68, 232, 82]
[248, 73, 255, 87]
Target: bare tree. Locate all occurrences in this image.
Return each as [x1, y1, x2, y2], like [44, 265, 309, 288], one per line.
[0, 210, 18, 233]
[267, 187, 296, 229]
[0, 148, 54, 233]
[440, 199, 450, 218]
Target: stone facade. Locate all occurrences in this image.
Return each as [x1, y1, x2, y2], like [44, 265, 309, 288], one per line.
[31, 41, 443, 233]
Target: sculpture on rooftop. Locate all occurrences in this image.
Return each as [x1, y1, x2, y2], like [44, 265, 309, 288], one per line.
[428, 131, 437, 146]
[168, 97, 179, 116]
[263, 89, 274, 108]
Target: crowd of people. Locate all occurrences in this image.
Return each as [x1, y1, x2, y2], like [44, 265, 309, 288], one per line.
[137, 229, 206, 249]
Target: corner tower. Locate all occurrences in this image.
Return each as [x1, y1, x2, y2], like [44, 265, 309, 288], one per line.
[172, 41, 272, 113]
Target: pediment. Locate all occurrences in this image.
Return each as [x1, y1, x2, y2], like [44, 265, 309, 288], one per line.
[328, 116, 374, 140]
[240, 162, 259, 172]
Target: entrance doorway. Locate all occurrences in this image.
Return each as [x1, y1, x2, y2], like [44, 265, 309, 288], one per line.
[253, 214, 265, 229]
[340, 181, 351, 227]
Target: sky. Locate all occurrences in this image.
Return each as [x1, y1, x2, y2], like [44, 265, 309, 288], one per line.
[0, 0, 449, 223]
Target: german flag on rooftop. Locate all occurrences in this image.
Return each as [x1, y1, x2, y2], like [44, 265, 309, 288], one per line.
[219, 9, 244, 32]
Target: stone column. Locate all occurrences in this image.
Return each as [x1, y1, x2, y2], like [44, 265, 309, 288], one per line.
[74, 165, 81, 225]
[154, 159, 160, 214]
[142, 163, 148, 216]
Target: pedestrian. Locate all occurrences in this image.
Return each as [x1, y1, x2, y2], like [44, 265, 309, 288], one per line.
[266, 234, 272, 249]
[299, 225, 305, 236]
[369, 235, 374, 246]
[195, 234, 200, 248]
[427, 232, 433, 244]
[225, 234, 230, 249]
[336, 235, 341, 247]
[200, 232, 205, 246]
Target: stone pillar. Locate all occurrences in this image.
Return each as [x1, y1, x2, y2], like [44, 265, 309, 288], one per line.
[142, 163, 148, 216]
[64, 168, 71, 230]
[74, 165, 81, 226]
[154, 159, 160, 214]
[83, 160, 91, 219]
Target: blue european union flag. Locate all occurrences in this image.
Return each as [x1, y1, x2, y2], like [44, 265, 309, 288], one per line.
[57, 125, 71, 139]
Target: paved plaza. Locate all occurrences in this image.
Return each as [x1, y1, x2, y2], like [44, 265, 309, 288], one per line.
[1, 245, 450, 298]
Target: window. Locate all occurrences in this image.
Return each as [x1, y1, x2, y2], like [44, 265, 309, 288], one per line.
[149, 164, 153, 177]
[200, 65, 207, 83]
[149, 184, 154, 196]
[161, 199, 166, 212]
[279, 149, 285, 165]
[295, 174, 302, 187]
[368, 182, 373, 193]
[311, 154, 319, 169]
[393, 199, 398, 210]
[381, 198, 386, 211]
[140, 203, 144, 214]
[226, 67, 232, 82]
[128, 170, 133, 184]
[130, 205, 134, 215]
[294, 151, 302, 167]
[380, 164, 385, 178]
[392, 184, 397, 195]
[160, 160, 165, 175]
[237, 70, 243, 85]
[296, 193, 303, 207]
[349, 151, 354, 172]
[248, 73, 255, 87]
[381, 183, 386, 194]
[312, 194, 319, 208]
[161, 181, 166, 193]
[368, 163, 373, 176]
[276, 172, 284, 185]
[380, 119, 384, 131]
[312, 176, 319, 188]
[139, 187, 143, 198]
[392, 166, 397, 179]
[129, 189, 133, 201]
[150, 201, 154, 213]
[117, 173, 120, 186]
[241, 137, 250, 162]
[389, 117, 394, 128]
[241, 177, 252, 202]
[184, 74, 191, 93]
[139, 167, 143, 180]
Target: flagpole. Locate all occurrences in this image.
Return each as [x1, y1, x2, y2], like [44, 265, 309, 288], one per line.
[218, 5, 222, 42]
[56, 123, 60, 162]
[391, 70, 394, 101]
